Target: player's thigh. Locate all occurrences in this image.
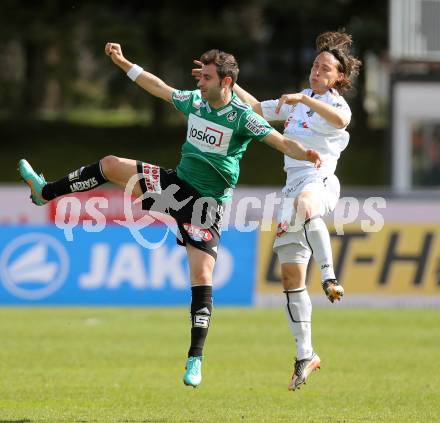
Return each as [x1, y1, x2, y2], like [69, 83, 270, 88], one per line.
[295, 190, 323, 219]
[295, 175, 340, 218]
[186, 243, 216, 286]
[100, 155, 142, 196]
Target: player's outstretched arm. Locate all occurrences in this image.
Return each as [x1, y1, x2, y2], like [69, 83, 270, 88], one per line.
[276, 93, 349, 128]
[105, 42, 174, 103]
[262, 130, 322, 168]
[232, 84, 262, 114]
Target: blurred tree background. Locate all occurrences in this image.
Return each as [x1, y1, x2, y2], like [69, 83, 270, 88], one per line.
[0, 0, 388, 186]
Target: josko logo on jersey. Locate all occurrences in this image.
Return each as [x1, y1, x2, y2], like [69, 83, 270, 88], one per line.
[189, 125, 223, 146]
[187, 114, 233, 156]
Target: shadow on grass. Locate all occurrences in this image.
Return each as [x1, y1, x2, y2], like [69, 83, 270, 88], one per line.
[75, 421, 169, 423]
[73, 420, 170, 423]
[0, 420, 32, 423]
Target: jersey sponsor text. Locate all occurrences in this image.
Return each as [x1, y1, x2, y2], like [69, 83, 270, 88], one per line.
[245, 115, 268, 136]
[189, 125, 223, 147]
[183, 223, 213, 242]
[186, 114, 233, 156]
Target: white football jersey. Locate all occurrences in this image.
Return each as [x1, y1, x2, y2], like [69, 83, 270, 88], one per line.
[261, 88, 351, 182]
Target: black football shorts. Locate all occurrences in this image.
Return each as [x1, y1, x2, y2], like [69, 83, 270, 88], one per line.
[136, 161, 223, 260]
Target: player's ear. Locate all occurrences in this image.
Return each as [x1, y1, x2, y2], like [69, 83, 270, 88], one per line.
[222, 76, 233, 89]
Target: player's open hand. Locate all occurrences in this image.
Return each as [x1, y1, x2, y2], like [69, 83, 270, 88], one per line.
[275, 93, 304, 113]
[191, 60, 203, 81]
[306, 149, 322, 168]
[105, 42, 126, 66]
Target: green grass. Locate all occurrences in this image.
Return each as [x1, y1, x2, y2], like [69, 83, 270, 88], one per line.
[0, 308, 439, 422]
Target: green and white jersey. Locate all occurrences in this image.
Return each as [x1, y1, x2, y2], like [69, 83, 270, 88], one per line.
[172, 89, 273, 203]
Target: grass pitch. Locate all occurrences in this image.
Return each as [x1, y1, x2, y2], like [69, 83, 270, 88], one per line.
[0, 307, 439, 422]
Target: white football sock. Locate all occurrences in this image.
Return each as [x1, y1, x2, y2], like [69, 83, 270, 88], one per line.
[304, 216, 336, 281]
[284, 288, 313, 360]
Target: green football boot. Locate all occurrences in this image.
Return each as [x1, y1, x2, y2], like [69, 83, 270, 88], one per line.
[183, 356, 202, 388]
[17, 159, 48, 206]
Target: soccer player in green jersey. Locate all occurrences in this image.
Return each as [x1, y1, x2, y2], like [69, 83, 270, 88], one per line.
[18, 42, 322, 388]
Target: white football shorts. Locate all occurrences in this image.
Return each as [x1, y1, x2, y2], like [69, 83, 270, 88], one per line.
[273, 173, 340, 264]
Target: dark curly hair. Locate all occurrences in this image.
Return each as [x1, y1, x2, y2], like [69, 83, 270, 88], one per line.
[316, 30, 362, 94]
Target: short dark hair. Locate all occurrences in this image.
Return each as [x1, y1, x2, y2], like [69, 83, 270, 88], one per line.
[200, 49, 239, 87]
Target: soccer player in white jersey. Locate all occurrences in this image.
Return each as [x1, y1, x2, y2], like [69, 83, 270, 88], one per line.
[18, 44, 322, 388]
[213, 30, 362, 390]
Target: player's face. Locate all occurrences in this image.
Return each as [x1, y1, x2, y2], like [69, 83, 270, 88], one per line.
[309, 52, 343, 94]
[197, 63, 223, 101]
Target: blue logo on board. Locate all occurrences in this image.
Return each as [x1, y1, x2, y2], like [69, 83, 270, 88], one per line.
[0, 233, 69, 300]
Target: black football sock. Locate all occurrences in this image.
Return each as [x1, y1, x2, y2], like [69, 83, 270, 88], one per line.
[42, 162, 107, 201]
[188, 285, 213, 357]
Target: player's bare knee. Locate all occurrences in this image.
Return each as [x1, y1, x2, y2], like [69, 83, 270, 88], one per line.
[281, 273, 304, 290]
[100, 155, 120, 180]
[190, 267, 213, 285]
[192, 274, 213, 285]
[280, 261, 307, 289]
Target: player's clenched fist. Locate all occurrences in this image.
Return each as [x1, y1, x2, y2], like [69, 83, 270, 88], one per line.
[105, 42, 125, 65]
